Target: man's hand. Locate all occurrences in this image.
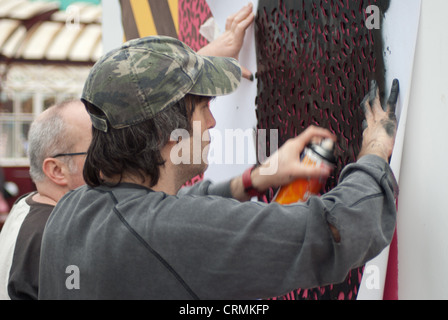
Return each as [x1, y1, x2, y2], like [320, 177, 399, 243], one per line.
[231, 126, 336, 201]
[197, 3, 255, 80]
[253, 126, 336, 190]
[358, 79, 399, 161]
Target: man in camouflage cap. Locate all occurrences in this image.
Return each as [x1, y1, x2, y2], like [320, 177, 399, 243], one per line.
[82, 36, 241, 132]
[78, 35, 247, 188]
[39, 31, 399, 299]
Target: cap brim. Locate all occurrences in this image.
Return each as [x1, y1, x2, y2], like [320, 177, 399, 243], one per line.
[189, 56, 242, 97]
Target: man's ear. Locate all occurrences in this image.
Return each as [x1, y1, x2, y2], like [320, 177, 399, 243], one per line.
[42, 158, 68, 186]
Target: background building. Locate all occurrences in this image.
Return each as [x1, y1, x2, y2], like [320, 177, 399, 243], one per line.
[0, 0, 102, 225]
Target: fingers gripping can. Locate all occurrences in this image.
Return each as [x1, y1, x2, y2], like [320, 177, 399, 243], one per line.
[273, 139, 336, 204]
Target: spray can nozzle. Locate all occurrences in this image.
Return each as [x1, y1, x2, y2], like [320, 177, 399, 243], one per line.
[308, 138, 336, 165]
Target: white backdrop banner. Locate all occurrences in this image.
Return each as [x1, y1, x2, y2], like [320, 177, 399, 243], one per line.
[357, 0, 422, 300]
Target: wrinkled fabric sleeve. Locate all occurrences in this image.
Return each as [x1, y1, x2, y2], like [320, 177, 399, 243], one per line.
[37, 155, 398, 300]
[178, 179, 233, 198]
[158, 155, 398, 298]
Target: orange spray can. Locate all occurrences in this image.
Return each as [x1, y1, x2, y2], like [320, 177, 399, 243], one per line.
[273, 139, 336, 204]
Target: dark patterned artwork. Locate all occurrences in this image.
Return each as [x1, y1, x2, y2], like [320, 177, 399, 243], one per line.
[178, 0, 212, 51]
[254, 0, 391, 300]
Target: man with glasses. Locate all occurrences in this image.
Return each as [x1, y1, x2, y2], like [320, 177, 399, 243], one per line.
[0, 100, 91, 300]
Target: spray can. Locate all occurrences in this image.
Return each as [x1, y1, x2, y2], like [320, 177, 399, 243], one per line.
[273, 138, 336, 204]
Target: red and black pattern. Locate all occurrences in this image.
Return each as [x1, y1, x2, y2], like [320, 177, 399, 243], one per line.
[177, 0, 212, 186]
[255, 0, 390, 300]
[178, 0, 212, 51]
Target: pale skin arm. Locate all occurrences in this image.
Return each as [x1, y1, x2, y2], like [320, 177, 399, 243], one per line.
[197, 3, 255, 80]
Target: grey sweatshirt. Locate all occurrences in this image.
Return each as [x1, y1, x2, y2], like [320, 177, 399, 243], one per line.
[38, 154, 398, 300]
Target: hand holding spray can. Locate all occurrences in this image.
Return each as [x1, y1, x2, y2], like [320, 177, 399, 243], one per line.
[273, 138, 336, 204]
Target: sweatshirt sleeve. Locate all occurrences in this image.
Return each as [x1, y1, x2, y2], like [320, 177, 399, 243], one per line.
[177, 179, 233, 198]
[159, 154, 398, 299]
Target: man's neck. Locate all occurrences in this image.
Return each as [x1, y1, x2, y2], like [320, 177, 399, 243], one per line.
[32, 184, 59, 206]
[32, 193, 57, 206]
[34, 180, 69, 205]
[110, 145, 198, 195]
[114, 166, 181, 196]
[151, 165, 184, 195]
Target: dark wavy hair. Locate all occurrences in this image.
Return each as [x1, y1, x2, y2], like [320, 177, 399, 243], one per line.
[83, 95, 208, 188]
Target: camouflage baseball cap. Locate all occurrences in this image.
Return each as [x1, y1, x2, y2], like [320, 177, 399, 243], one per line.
[81, 36, 242, 132]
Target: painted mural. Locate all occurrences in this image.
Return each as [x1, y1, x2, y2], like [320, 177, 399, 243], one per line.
[254, 0, 391, 300]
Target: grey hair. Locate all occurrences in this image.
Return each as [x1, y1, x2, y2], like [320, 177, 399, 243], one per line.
[28, 100, 78, 182]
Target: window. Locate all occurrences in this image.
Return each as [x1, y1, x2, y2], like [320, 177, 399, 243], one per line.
[0, 91, 78, 166]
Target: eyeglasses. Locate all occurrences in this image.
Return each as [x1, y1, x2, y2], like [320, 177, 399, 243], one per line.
[52, 152, 87, 158]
